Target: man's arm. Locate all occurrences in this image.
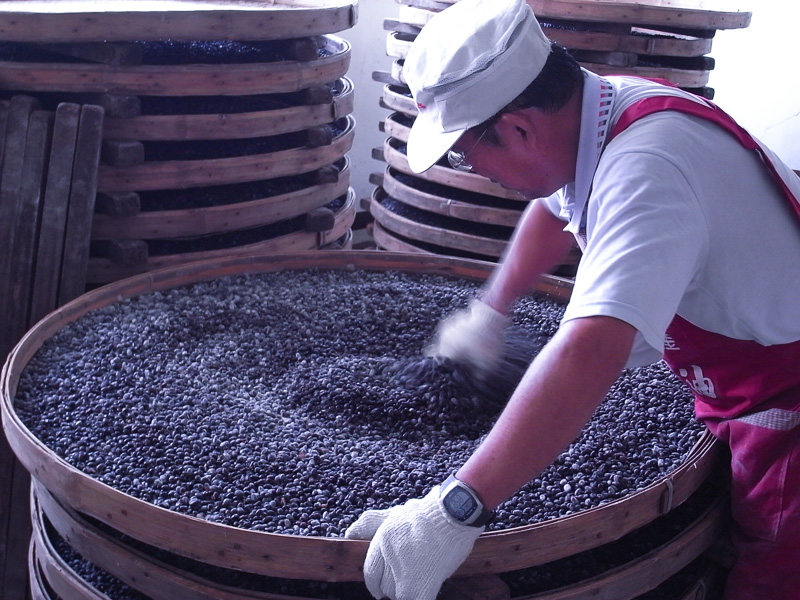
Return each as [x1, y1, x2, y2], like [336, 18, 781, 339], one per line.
[456, 315, 637, 509]
[481, 198, 575, 315]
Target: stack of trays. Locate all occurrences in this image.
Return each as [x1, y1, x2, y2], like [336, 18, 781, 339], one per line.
[369, 0, 750, 273]
[0, 0, 359, 287]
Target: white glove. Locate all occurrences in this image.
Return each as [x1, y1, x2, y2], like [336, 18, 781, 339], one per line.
[428, 299, 508, 375]
[345, 486, 483, 600]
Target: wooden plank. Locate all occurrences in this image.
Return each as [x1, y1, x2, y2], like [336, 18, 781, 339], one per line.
[0, 1, 359, 42]
[58, 103, 104, 305]
[0, 96, 46, 600]
[0, 95, 40, 362]
[28, 103, 80, 326]
[0, 100, 9, 170]
[7, 109, 53, 342]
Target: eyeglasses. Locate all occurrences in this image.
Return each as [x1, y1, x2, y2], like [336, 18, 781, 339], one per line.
[447, 125, 491, 172]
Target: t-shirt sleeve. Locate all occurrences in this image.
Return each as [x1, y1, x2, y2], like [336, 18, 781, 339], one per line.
[562, 145, 709, 355]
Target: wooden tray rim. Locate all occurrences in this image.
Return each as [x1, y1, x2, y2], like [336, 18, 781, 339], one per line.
[399, 0, 750, 30]
[370, 187, 510, 258]
[97, 113, 355, 193]
[0, 1, 358, 42]
[382, 164, 525, 228]
[102, 76, 355, 141]
[86, 187, 356, 284]
[0, 36, 351, 97]
[91, 158, 351, 240]
[382, 136, 530, 202]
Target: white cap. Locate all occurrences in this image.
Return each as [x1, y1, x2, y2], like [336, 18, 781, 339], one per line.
[403, 0, 552, 173]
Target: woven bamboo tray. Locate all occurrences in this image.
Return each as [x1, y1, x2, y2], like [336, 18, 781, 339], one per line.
[102, 77, 354, 142]
[0, 0, 358, 43]
[97, 114, 354, 193]
[91, 158, 351, 241]
[0, 36, 351, 97]
[85, 187, 357, 285]
[3, 250, 718, 583]
[30, 478, 727, 600]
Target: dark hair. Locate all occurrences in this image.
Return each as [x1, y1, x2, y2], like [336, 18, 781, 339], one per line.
[478, 43, 582, 142]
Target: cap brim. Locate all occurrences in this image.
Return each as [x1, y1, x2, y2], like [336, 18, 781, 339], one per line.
[406, 116, 465, 174]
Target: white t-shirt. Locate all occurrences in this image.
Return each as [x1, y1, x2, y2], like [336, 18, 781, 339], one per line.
[542, 76, 800, 367]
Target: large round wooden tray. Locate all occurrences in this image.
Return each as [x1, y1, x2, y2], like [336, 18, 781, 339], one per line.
[3, 250, 719, 582]
[386, 28, 712, 62]
[0, 35, 351, 97]
[380, 165, 525, 228]
[91, 158, 351, 240]
[97, 114, 354, 193]
[390, 54, 708, 96]
[103, 77, 354, 142]
[382, 136, 526, 201]
[397, 0, 750, 31]
[30, 477, 727, 600]
[85, 188, 356, 285]
[370, 187, 513, 259]
[0, 1, 358, 43]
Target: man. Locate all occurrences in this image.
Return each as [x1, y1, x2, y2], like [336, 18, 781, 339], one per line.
[344, 0, 800, 598]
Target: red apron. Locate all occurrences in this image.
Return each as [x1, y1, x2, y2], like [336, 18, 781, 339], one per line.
[608, 93, 800, 599]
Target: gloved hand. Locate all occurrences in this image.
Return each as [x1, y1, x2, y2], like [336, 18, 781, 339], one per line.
[427, 299, 508, 376]
[345, 486, 483, 600]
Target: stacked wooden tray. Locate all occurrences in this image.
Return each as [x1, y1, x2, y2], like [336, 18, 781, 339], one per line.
[2, 251, 729, 600]
[0, 0, 359, 288]
[0, 3, 359, 599]
[369, 0, 750, 271]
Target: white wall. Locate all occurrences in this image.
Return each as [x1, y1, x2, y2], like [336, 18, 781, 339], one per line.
[342, 0, 800, 205]
[708, 1, 800, 169]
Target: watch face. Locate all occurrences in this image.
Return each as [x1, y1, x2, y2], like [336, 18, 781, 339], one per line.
[444, 486, 478, 521]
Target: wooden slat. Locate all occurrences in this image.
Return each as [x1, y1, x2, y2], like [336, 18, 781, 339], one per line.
[6, 109, 53, 358]
[0, 95, 39, 361]
[0, 0, 359, 42]
[0, 94, 45, 600]
[58, 103, 104, 305]
[28, 103, 80, 326]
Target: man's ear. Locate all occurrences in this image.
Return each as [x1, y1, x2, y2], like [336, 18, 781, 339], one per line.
[495, 110, 538, 150]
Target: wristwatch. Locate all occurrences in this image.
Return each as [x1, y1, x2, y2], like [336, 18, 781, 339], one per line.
[439, 474, 494, 527]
